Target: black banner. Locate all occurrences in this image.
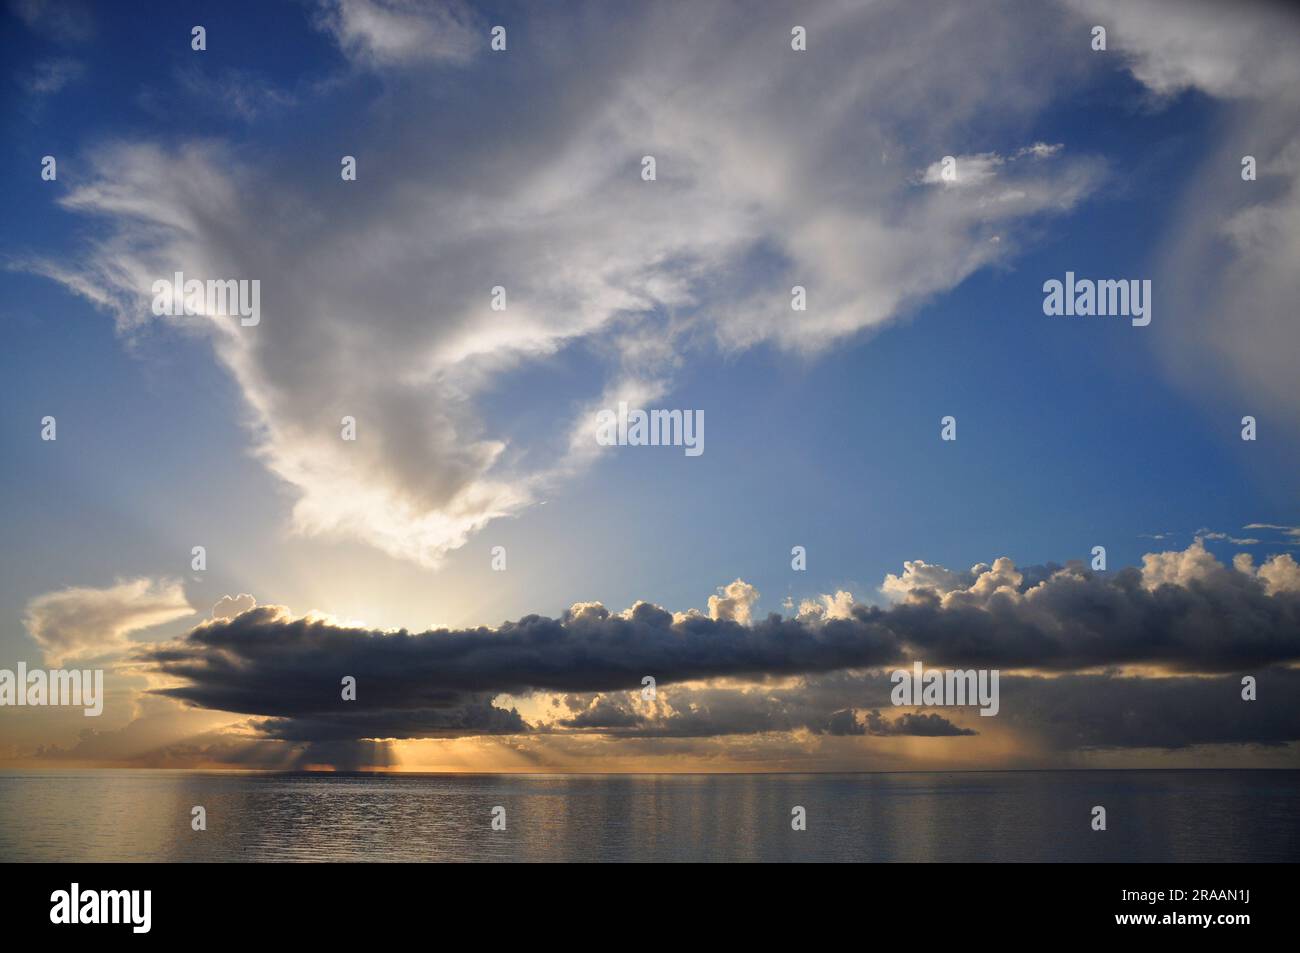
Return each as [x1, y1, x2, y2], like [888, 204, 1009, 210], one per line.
[8, 862, 1283, 940]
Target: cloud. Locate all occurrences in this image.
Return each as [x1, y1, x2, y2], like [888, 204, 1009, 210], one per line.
[1238, 552, 1300, 597]
[26, 692, 395, 771]
[311, 0, 481, 68]
[918, 151, 1006, 187]
[23, 578, 195, 665]
[21, 57, 83, 96]
[10, 0, 93, 43]
[546, 664, 1299, 750]
[862, 710, 977, 737]
[144, 599, 898, 738]
[880, 560, 977, 601]
[551, 687, 976, 739]
[797, 590, 856, 621]
[1139, 536, 1228, 589]
[1065, 0, 1300, 100]
[1196, 529, 1262, 546]
[173, 67, 297, 120]
[556, 695, 648, 731]
[1063, 0, 1300, 435]
[256, 698, 524, 743]
[707, 579, 760, 625]
[1244, 523, 1300, 540]
[870, 541, 1300, 671]
[1000, 668, 1300, 750]
[30, 0, 1105, 568]
[139, 542, 1300, 748]
[916, 145, 1063, 189]
[212, 593, 257, 620]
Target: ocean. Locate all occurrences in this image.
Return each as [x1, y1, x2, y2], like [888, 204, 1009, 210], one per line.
[2, 769, 1297, 862]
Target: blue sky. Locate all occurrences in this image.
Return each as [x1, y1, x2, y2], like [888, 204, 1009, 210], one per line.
[2, 0, 1299, 771]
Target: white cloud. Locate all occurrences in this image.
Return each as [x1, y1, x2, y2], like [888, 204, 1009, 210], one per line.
[1017, 142, 1064, 159]
[212, 593, 257, 620]
[1065, 0, 1300, 99]
[23, 578, 195, 666]
[312, 0, 481, 68]
[1140, 537, 1227, 590]
[31, 0, 1106, 568]
[918, 151, 1004, 187]
[880, 560, 975, 601]
[1063, 0, 1300, 434]
[708, 579, 760, 625]
[1195, 528, 1262, 546]
[880, 538, 1298, 611]
[1244, 523, 1300, 540]
[1234, 551, 1300, 596]
[796, 590, 856, 621]
[1258, 554, 1300, 595]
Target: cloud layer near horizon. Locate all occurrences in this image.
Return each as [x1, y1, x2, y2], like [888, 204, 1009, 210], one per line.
[134, 541, 1300, 752]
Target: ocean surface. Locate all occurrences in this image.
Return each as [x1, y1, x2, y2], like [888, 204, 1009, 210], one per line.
[1, 769, 1297, 862]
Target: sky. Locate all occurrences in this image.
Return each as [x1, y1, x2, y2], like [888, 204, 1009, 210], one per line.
[1, 0, 1299, 773]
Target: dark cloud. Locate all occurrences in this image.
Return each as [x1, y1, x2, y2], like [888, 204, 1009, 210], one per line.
[256, 701, 525, 742]
[557, 696, 647, 731]
[819, 708, 977, 737]
[862, 710, 977, 737]
[551, 685, 978, 739]
[1001, 669, 1300, 750]
[573, 669, 1300, 748]
[144, 601, 902, 728]
[825, 708, 867, 736]
[140, 555, 1300, 747]
[885, 563, 1300, 672]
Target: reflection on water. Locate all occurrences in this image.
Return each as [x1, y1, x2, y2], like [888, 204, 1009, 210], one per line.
[1, 770, 1296, 862]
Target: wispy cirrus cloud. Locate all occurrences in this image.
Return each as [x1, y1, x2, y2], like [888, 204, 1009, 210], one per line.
[174, 66, 298, 121]
[20, 56, 83, 96]
[26, 0, 1106, 568]
[1245, 523, 1300, 540]
[9, 0, 93, 44]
